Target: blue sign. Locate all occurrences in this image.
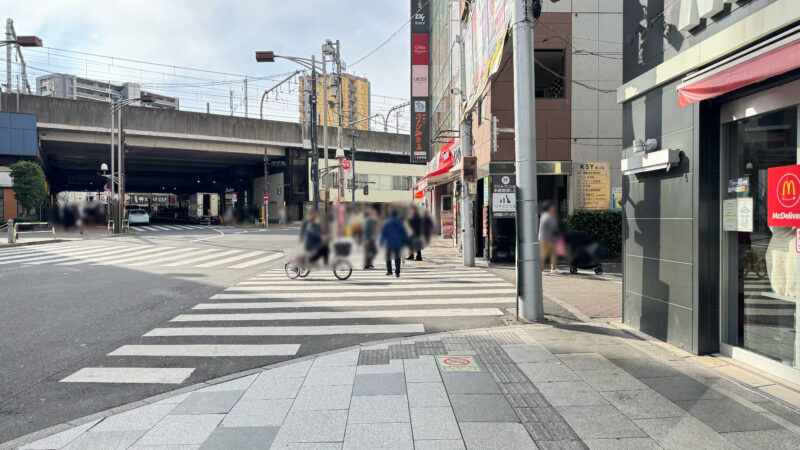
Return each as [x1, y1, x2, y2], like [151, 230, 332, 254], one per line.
[0, 113, 37, 157]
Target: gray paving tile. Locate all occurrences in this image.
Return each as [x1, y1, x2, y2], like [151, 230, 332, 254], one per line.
[760, 401, 800, 427]
[413, 440, 466, 450]
[199, 374, 258, 392]
[343, 422, 413, 450]
[265, 360, 314, 378]
[20, 420, 101, 449]
[352, 372, 407, 396]
[459, 422, 535, 449]
[555, 406, 646, 439]
[291, 384, 353, 411]
[221, 399, 293, 427]
[448, 394, 518, 422]
[502, 345, 557, 363]
[535, 381, 609, 407]
[304, 366, 356, 386]
[313, 349, 360, 367]
[404, 355, 442, 383]
[600, 390, 687, 419]
[200, 426, 279, 450]
[519, 362, 580, 382]
[348, 395, 410, 424]
[639, 376, 723, 402]
[170, 391, 244, 415]
[674, 398, 782, 432]
[63, 430, 145, 450]
[129, 445, 199, 450]
[244, 375, 304, 400]
[356, 359, 404, 375]
[574, 369, 649, 392]
[558, 353, 618, 371]
[135, 414, 224, 446]
[274, 409, 348, 443]
[407, 383, 451, 407]
[633, 416, 740, 449]
[721, 429, 800, 450]
[92, 404, 178, 431]
[610, 358, 684, 379]
[410, 407, 461, 440]
[270, 444, 342, 450]
[442, 372, 501, 394]
[583, 437, 661, 449]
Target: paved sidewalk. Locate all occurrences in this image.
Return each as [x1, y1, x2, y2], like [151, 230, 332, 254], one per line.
[8, 323, 800, 450]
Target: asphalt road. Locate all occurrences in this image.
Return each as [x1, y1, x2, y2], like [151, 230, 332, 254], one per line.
[0, 225, 520, 443]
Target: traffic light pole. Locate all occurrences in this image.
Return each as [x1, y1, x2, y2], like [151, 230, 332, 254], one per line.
[458, 28, 475, 268]
[350, 133, 356, 204]
[310, 55, 320, 212]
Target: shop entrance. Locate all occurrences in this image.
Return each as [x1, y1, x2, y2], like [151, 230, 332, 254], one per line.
[722, 104, 799, 373]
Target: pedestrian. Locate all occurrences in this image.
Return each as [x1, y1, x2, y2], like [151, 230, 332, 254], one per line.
[302, 212, 328, 265]
[362, 206, 378, 270]
[380, 209, 409, 277]
[539, 202, 560, 273]
[406, 206, 425, 261]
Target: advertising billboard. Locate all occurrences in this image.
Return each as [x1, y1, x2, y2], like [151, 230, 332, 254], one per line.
[768, 165, 800, 226]
[410, 0, 430, 164]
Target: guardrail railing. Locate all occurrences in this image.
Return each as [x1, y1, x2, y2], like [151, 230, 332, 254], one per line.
[10, 222, 55, 243]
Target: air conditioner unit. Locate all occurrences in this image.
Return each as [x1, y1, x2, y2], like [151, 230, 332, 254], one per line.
[622, 148, 681, 176]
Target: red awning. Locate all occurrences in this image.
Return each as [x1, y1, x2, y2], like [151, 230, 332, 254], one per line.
[411, 138, 456, 193]
[678, 39, 800, 108]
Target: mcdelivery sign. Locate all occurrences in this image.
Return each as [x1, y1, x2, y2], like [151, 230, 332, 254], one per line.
[768, 165, 800, 226]
[410, 0, 430, 164]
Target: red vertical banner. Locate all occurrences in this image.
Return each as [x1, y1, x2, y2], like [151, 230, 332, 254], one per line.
[767, 165, 800, 226]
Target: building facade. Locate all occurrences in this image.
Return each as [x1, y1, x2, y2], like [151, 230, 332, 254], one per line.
[620, 0, 800, 382]
[298, 73, 371, 131]
[414, 0, 623, 261]
[36, 73, 179, 110]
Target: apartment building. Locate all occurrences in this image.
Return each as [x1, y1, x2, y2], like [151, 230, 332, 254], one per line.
[298, 73, 370, 131]
[36, 73, 179, 110]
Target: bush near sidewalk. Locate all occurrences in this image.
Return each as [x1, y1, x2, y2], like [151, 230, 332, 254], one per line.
[566, 210, 622, 258]
[10, 161, 47, 220]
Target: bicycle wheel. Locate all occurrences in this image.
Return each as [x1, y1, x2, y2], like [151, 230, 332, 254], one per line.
[333, 259, 352, 280]
[299, 267, 310, 278]
[285, 261, 301, 279]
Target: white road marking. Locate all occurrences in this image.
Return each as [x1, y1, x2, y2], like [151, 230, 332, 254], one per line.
[194, 251, 265, 268]
[244, 275, 503, 282]
[0, 246, 131, 265]
[147, 226, 171, 231]
[229, 253, 283, 269]
[91, 247, 178, 266]
[160, 225, 183, 231]
[212, 288, 516, 299]
[171, 308, 504, 321]
[23, 246, 136, 265]
[226, 282, 512, 291]
[194, 297, 516, 309]
[60, 367, 195, 384]
[127, 248, 217, 266]
[108, 344, 300, 357]
[144, 324, 426, 336]
[136, 226, 155, 231]
[161, 249, 243, 267]
[57, 246, 161, 265]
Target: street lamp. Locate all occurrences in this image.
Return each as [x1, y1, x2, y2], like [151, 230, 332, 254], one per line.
[255, 50, 327, 212]
[109, 94, 154, 233]
[3, 19, 43, 95]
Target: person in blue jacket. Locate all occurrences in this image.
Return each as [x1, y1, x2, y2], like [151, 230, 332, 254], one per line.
[380, 209, 409, 277]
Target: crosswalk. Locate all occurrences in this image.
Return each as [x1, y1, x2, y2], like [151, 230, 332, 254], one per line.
[0, 242, 283, 270]
[58, 262, 515, 384]
[131, 224, 230, 233]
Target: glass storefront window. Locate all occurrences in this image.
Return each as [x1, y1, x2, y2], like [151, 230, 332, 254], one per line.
[723, 106, 799, 367]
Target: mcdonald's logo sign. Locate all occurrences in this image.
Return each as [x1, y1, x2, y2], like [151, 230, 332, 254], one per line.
[768, 165, 800, 227]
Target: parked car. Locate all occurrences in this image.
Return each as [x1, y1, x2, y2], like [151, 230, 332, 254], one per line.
[127, 209, 150, 225]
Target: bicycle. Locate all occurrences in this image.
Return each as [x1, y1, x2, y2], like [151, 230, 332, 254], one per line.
[284, 240, 353, 280]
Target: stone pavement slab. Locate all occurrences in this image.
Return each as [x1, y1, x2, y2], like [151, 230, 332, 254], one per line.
[11, 324, 800, 450]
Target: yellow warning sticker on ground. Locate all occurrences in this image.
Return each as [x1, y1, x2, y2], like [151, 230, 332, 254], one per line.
[435, 355, 482, 372]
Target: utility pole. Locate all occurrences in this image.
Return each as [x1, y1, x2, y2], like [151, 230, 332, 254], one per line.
[117, 107, 124, 233]
[310, 55, 320, 211]
[512, 0, 544, 321]
[229, 89, 234, 116]
[458, 31, 475, 267]
[335, 40, 344, 204]
[6, 19, 12, 93]
[244, 78, 248, 118]
[350, 132, 356, 204]
[322, 45, 329, 219]
[263, 147, 268, 228]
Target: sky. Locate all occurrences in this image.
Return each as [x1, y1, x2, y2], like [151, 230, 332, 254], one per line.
[3, 0, 411, 127]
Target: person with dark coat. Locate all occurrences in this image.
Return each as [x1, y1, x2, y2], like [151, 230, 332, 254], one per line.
[362, 207, 378, 269]
[406, 206, 433, 261]
[301, 212, 328, 265]
[380, 210, 409, 277]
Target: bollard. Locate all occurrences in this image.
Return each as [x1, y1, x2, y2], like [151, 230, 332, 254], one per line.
[6, 220, 13, 244]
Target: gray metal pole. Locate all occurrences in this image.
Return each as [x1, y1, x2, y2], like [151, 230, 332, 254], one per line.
[322, 48, 329, 218]
[310, 55, 320, 212]
[512, 0, 544, 321]
[263, 148, 269, 228]
[110, 107, 115, 199]
[336, 40, 344, 203]
[117, 106, 124, 234]
[5, 19, 12, 94]
[459, 31, 475, 267]
[244, 78, 248, 118]
[351, 134, 356, 204]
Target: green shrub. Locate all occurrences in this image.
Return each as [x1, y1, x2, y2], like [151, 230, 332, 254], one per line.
[566, 210, 622, 258]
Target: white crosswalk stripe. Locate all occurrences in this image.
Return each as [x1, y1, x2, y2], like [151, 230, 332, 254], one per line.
[59, 254, 513, 384]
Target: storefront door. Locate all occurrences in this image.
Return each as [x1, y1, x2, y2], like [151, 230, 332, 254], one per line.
[722, 103, 800, 377]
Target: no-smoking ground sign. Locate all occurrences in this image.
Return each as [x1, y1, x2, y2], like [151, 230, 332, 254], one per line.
[435, 355, 482, 372]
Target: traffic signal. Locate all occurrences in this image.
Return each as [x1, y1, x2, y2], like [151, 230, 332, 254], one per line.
[363, 184, 369, 196]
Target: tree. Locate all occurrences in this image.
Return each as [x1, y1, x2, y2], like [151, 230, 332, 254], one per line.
[10, 161, 47, 219]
